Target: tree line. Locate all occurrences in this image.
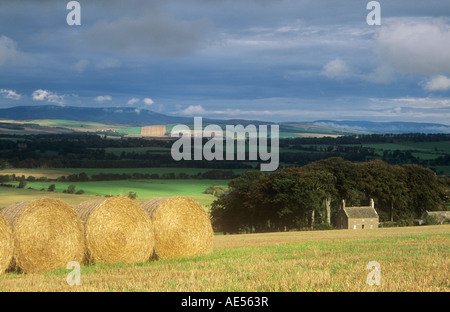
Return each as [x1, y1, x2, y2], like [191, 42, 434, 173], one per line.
[210, 158, 449, 234]
[0, 169, 238, 184]
[0, 133, 449, 170]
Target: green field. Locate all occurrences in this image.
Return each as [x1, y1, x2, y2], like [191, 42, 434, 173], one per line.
[365, 142, 450, 153]
[5, 179, 229, 208]
[102, 147, 171, 155]
[1, 119, 128, 132]
[115, 127, 143, 135]
[359, 141, 450, 173]
[0, 167, 249, 177]
[43, 167, 249, 176]
[22, 120, 117, 128]
[279, 123, 371, 138]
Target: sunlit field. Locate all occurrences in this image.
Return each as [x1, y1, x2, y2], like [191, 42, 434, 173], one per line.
[0, 178, 228, 209]
[0, 225, 448, 292]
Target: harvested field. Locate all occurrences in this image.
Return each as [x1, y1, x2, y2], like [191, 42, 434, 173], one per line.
[0, 225, 447, 292]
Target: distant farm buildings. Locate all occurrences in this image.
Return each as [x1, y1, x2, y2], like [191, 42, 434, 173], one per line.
[422, 211, 450, 224]
[336, 199, 379, 230]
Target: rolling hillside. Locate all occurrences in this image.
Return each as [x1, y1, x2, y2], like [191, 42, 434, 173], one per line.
[311, 120, 450, 134]
[1, 105, 450, 136]
[0, 105, 192, 126]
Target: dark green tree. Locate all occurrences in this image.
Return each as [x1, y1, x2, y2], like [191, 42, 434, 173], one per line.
[211, 170, 266, 234]
[128, 191, 137, 200]
[66, 185, 76, 194]
[403, 164, 446, 217]
[18, 179, 27, 189]
[358, 160, 409, 222]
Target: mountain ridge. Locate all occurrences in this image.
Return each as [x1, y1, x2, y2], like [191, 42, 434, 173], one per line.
[0, 105, 193, 126]
[1, 105, 449, 134]
[308, 120, 450, 134]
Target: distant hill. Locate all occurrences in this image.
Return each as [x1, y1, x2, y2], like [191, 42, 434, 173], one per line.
[309, 120, 450, 134]
[1, 105, 449, 135]
[0, 105, 192, 126]
[278, 123, 371, 138]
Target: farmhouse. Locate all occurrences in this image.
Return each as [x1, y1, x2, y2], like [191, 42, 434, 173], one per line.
[336, 199, 379, 230]
[422, 211, 450, 224]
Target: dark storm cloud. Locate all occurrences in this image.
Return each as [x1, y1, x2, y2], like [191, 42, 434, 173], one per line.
[84, 14, 214, 56]
[0, 0, 449, 124]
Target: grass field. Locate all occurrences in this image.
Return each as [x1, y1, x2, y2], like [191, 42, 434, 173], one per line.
[363, 142, 450, 153]
[0, 119, 129, 134]
[0, 225, 448, 292]
[0, 178, 228, 209]
[362, 142, 450, 159]
[0, 167, 249, 178]
[351, 141, 450, 174]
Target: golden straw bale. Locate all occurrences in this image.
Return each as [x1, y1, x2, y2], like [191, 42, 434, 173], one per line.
[75, 197, 154, 265]
[0, 213, 14, 274]
[140, 196, 213, 260]
[0, 198, 85, 274]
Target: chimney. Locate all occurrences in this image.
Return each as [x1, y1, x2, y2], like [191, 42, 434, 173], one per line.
[370, 198, 374, 208]
[342, 199, 346, 209]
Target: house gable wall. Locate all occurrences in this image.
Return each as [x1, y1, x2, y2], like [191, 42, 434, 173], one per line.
[348, 218, 379, 229]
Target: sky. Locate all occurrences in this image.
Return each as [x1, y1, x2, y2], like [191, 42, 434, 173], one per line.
[0, 0, 450, 124]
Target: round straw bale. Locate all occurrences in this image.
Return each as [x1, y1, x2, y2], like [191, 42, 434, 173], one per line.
[0, 198, 85, 274]
[140, 196, 213, 260]
[0, 213, 14, 274]
[75, 197, 154, 265]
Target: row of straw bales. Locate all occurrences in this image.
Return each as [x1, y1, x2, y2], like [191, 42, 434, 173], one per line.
[0, 196, 213, 274]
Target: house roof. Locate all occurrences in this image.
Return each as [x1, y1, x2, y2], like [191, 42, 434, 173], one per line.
[423, 211, 450, 220]
[343, 206, 379, 219]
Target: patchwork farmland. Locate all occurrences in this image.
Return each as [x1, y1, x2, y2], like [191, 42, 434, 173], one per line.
[0, 131, 448, 295]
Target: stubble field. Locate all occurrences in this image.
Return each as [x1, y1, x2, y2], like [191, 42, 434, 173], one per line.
[0, 225, 448, 292]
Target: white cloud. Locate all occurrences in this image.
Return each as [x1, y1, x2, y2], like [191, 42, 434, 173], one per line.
[177, 104, 274, 118]
[391, 97, 450, 108]
[375, 19, 450, 75]
[95, 95, 112, 102]
[0, 35, 26, 66]
[143, 98, 154, 106]
[179, 105, 207, 116]
[0, 89, 21, 100]
[32, 89, 65, 105]
[171, 96, 450, 125]
[322, 58, 351, 79]
[127, 97, 140, 105]
[421, 75, 450, 92]
[127, 97, 154, 106]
